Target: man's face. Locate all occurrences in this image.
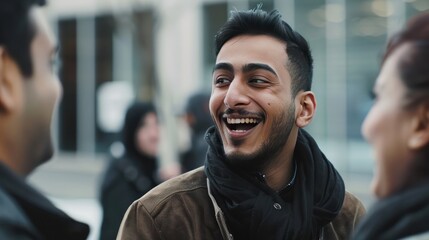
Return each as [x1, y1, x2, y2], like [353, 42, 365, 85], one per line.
[20, 8, 62, 167]
[210, 34, 297, 169]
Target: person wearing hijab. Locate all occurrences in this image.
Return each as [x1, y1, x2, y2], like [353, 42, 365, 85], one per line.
[353, 11, 429, 240]
[99, 102, 161, 240]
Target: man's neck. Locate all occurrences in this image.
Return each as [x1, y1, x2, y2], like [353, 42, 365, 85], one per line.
[262, 156, 294, 191]
[0, 145, 28, 177]
[261, 130, 298, 191]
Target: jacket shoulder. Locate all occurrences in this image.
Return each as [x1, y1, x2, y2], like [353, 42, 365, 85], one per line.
[323, 191, 366, 240]
[117, 167, 223, 239]
[0, 187, 38, 238]
[137, 167, 208, 213]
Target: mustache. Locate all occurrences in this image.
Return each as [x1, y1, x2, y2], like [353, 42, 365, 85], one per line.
[223, 108, 264, 119]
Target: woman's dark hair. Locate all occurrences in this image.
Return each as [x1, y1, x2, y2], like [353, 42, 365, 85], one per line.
[0, 0, 46, 77]
[214, 7, 313, 97]
[382, 11, 429, 108]
[122, 102, 157, 157]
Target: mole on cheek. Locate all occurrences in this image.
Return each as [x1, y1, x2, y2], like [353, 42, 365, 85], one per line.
[267, 103, 271, 106]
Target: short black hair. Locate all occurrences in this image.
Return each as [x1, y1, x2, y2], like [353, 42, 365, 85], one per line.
[0, 0, 46, 77]
[214, 7, 313, 96]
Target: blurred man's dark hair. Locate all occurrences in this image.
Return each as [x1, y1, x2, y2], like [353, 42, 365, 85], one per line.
[0, 0, 46, 77]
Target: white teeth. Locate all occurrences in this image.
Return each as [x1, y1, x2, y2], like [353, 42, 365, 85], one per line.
[227, 118, 259, 124]
[232, 129, 246, 132]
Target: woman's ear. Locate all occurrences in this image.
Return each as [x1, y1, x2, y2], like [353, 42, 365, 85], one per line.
[295, 91, 316, 128]
[408, 104, 429, 150]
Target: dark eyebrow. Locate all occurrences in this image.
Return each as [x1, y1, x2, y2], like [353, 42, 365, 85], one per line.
[243, 63, 277, 76]
[213, 62, 234, 73]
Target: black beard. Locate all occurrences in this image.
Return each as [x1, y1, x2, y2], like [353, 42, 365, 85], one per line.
[224, 105, 295, 171]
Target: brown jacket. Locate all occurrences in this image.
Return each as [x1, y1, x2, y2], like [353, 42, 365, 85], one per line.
[117, 167, 365, 240]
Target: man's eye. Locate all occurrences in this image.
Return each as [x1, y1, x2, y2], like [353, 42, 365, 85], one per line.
[215, 78, 231, 85]
[249, 78, 268, 84]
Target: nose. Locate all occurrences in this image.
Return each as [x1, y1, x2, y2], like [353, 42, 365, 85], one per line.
[150, 125, 160, 138]
[361, 110, 372, 142]
[224, 78, 250, 108]
[55, 75, 64, 102]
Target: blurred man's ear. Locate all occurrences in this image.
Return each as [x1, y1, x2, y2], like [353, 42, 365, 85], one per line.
[408, 104, 429, 149]
[295, 91, 316, 128]
[0, 47, 21, 113]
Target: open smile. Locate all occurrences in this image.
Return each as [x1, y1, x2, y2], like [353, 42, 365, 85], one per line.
[222, 115, 263, 136]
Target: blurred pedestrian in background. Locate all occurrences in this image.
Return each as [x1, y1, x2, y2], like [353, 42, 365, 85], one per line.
[353, 11, 429, 240]
[180, 91, 213, 172]
[99, 102, 161, 240]
[0, 0, 90, 239]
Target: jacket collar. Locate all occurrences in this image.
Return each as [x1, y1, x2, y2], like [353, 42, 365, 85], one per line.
[0, 162, 89, 239]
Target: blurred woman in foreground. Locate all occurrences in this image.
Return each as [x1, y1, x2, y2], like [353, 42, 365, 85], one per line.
[353, 11, 429, 240]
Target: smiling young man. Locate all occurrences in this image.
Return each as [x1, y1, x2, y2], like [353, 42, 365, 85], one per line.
[0, 0, 89, 239]
[117, 8, 364, 240]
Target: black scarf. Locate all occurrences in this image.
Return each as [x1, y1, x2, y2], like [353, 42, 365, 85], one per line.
[204, 127, 345, 240]
[353, 182, 429, 240]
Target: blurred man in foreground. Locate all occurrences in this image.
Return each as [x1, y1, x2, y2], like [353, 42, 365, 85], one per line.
[0, 0, 90, 239]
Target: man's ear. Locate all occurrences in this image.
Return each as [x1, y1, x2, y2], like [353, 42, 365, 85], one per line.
[408, 104, 429, 150]
[0, 47, 21, 113]
[295, 91, 316, 128]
